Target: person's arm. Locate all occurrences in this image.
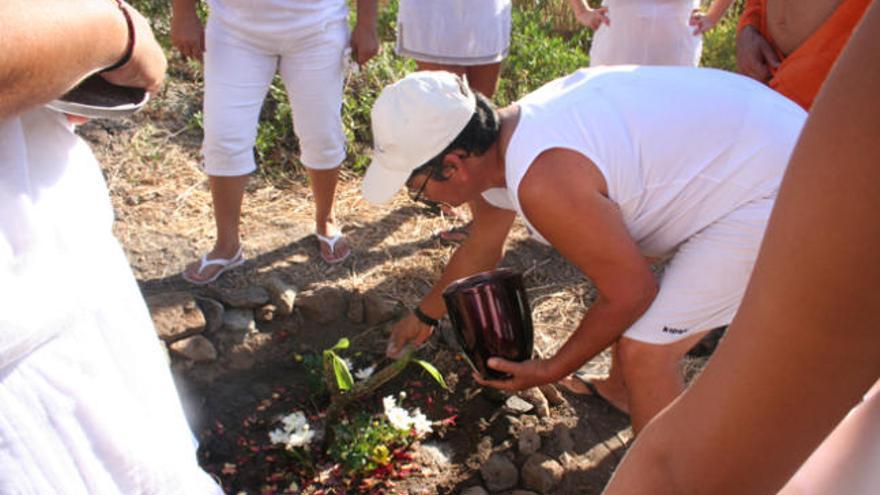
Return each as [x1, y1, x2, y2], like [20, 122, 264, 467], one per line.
[386, 196, 517, 357]
[171, 0, 205, 62]
[689, 0, 735, 35]
[351, 0, 379, 66]
[603, 2, 880, 494]
[0, 0, 166, 119]
[477, 148, 657, 391]
[568, 0, 609, 30]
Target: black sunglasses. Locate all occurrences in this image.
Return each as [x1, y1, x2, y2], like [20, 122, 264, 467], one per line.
[407, 170, 432, 204]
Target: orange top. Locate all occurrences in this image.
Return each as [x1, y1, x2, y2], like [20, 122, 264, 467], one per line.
[737, 0, 870, 109]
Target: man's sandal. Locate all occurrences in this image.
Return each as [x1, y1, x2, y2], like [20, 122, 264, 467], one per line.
[558, 370, 629, 416]
[181, 247, 245, 285]
[316, 232, 351, 264]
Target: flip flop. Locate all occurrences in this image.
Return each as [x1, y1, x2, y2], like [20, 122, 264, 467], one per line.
[316, 232, 351, 264]
[181, 246, 245, 285]
[558, 370, 629, 415]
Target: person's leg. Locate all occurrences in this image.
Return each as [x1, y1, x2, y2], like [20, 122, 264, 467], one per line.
[278, 21, 350, 262]
[559, 341, 631, 413]
[614, 197, 773, 432]
[183, 21, 277, 282]
[618, 331, 708, 434]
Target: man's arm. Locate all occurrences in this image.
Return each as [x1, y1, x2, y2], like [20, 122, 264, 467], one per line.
[351, 0, 379, 66]
[478, 148, 657, 391]
[386, 197, 516, 357]
[0, 0, 166, 119]
[603, 2, 880, 493]
[171, 0, 205, 62]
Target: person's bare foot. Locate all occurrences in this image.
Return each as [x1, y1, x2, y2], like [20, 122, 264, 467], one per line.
[316, 223, 351, 264]
[182, 245, 244, 284]
[558, 373, 630, 415]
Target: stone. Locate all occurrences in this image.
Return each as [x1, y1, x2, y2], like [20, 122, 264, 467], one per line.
[145, 292, 206, 342]
[256, 304, 276, 323]
[511, 491, 540, 495]
[518, 427, 541, 456]
[460, 487, 489, 495]
[549, 424, 575, 454]
[363, 292, 398, 325]
[519, 387, 550, 418]
[295, 287, 346, 324]
[195, 296, 224, 334]
[228, 344, 256, 371]
[222, 308, 256, 335]
[262, 275, 296, 316]
[538, 384, 568, 407]
[169, 335, 218, 363]
[479, 454, 518, 492]
[521, 454, 564, 494]
[505, 395, 534, 414]
[346, 291, 365, 323]
[209, 285, 270, 308]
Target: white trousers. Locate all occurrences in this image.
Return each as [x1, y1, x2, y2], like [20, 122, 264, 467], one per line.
[202, 17, 349, 175]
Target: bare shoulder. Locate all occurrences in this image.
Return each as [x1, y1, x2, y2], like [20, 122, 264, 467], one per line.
[518, 147, 608, 208]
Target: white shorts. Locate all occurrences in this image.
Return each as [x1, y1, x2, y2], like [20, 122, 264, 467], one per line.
[590, 0, 702, 67]
[396, 0, 512, 65]
[202, 18, 348, 176]
[624, 196, 774, 345]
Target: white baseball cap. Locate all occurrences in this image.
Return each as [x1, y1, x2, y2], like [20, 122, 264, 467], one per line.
[362, 71, 477, 205]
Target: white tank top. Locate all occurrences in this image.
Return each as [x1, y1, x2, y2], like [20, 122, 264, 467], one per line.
[482, 66, 806, 257]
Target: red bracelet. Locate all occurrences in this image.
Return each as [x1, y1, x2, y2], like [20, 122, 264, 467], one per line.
[101, 0, 135, 72]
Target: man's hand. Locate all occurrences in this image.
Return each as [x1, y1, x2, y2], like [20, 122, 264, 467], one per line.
[473, 357, 553, 392]
[689, 9, 719, 35]
[386, 312, 433, 358]
[170, 3, 205, 63]
[736, 24, 781, 83]
[350, 20, 379, 66]
[574, 5, 610, 30]
[101, 3, 167, 94]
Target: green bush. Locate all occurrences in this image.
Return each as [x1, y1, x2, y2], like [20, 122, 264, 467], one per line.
[130, 0, 740, 181]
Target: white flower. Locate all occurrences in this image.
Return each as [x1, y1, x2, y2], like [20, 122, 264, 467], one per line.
[269, 428, 288, 445]
[354, 365, 376, 381]
[269, 411, 316, 450]
[287, 428, 315, 448]
[382, 395, 396, 413]
[410, 409, 433, 437]
[343, 358, 354, 371]
[281, 411, 308, 432]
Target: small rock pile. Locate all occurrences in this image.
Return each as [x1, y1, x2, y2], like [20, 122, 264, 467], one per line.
[145, 275, 400, 380]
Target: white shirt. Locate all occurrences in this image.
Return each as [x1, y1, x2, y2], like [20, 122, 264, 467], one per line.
[483, 66, 806, 257]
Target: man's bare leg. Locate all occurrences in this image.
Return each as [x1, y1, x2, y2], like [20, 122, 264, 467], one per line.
[183, 174, 248, 282]
[308, 165, 350, 262]
[619, 331, 709, 434]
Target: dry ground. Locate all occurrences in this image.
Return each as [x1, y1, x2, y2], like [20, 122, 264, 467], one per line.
[79, 83, 708, 493]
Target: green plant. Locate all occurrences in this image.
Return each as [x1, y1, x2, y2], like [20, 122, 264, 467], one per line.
[328, 394, 432, 476]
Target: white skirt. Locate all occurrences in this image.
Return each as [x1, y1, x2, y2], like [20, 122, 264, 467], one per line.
[589, 0, 702, 67]
[396, 0, 512, 65]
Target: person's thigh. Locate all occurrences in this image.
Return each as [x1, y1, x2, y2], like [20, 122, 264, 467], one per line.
[624, 196, 774, 345]
[276, 21, 348, 171]
[203, 20, 278, 176]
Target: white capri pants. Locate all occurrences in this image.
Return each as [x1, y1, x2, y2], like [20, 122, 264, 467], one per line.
[624, 196, 775, 345]
[589, 0, 702, 67]
[202, 18, 349, 176]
